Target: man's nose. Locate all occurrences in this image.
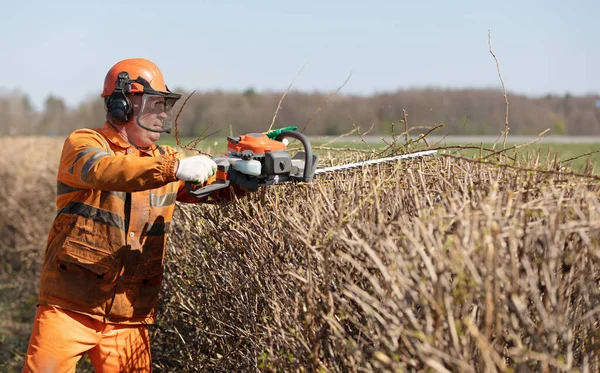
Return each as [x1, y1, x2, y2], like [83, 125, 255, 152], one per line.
[157, 111, 168, 119]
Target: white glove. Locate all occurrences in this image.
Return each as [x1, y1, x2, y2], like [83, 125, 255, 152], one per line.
[176, 155, 217, 183]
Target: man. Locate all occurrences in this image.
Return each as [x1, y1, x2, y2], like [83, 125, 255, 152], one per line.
[23, 58, 238, 372]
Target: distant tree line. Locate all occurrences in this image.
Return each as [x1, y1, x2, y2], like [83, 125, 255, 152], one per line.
[1, 88, 599, 137]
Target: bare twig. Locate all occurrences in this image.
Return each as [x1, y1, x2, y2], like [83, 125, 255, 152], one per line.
[379, 123, 444, 156]
[173, 90, 220, 154]
[488, 30, 510, 149]
[300, 71, 353, 133]
[267, 62, 307, 132]
[482, 128, 550, 160]
[320, 127, 358, 148]
[561, 150, 600, 165]
[173, 90, 194, 148]
[352, 119, 376, 153]
[402, 109, 409, 148]
[442, 153, 600, 180]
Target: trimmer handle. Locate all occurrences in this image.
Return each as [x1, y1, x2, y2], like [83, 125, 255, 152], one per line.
[274, 130, 316, 182]
[184, 157, 232, 198]
[185, 178, 230, 199]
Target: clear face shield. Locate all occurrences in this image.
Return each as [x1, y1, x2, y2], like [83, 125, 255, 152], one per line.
[136, 93, 181, 134]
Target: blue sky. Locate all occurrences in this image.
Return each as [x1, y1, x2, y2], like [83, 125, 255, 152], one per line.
[0, 0, 597, 109]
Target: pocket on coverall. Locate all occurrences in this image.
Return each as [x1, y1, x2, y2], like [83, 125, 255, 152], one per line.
[131, 257, 164, 315]
[56, 238, 119, 306]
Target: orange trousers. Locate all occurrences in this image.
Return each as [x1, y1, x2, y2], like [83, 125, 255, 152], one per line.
[22, 305, 151, 373]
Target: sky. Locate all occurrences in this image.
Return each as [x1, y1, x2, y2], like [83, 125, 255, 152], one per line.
[0, 0, 598, 110]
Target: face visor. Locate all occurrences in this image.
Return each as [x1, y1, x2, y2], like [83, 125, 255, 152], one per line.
[136, 93, 181, 134]
[115, 75, 181, 134]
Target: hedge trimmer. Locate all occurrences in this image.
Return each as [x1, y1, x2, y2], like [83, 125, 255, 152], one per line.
[185, 126, 437, 198]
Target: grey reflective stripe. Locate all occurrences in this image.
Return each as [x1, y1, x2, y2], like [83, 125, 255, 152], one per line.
[97, 132, 111, 153]
[149, 192, 177, 207]
[145, 221, 172, 236]
[57, 182, 126, 202]
[57, 202, 125, 231]
[106, 191, 126, 202]
[57, 182, 82, 196]
[157, 146, 167, 155]
[81, 151, 110, 182]
[68, 147, 106, 174]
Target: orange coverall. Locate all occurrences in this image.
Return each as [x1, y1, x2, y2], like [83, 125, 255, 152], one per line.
[23, 122, 232, 372]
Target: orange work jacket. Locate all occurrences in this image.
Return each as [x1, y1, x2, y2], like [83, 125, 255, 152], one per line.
[38, 122, 228, 324]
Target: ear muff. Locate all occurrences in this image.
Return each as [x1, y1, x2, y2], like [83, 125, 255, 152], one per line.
[106, 71, 133, 125]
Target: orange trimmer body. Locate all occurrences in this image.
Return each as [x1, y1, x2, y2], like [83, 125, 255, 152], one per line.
[227, 133, 286, 155]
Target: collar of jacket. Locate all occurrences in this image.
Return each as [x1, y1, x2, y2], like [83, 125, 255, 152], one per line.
[99, 122, 158, 155]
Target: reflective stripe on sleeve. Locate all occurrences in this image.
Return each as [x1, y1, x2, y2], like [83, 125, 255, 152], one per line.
[67, 147, 107, 174]
[81, 151, 110, 182]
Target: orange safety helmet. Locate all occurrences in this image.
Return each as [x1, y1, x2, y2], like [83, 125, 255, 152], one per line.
[101, 58, 169, 97]
[101, 58, 181, 133]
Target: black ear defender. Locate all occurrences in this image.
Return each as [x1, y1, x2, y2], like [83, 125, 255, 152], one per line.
[106, 72, 133, 125]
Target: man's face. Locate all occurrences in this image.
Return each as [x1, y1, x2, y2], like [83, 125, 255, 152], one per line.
[125, 95, 163, 147]
[138, 95, 170, 132]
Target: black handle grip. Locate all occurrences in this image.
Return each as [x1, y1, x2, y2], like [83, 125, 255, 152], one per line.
[275, 130, 315, 182]
[185, 179, 231, 199]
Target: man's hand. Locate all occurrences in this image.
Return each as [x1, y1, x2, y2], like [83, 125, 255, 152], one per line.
[176, 155, 217, 183]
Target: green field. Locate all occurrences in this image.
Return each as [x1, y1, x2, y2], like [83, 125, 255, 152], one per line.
[443, 142, 600, 171]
